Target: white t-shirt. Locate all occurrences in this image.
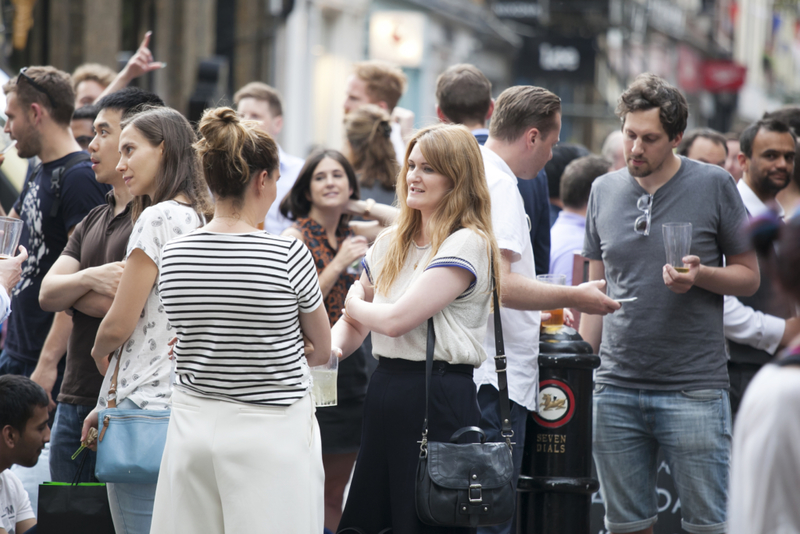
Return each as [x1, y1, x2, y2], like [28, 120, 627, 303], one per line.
[97, 201, 204, 411]
[364, 227, 492, 366]
[0, 470, 35, 534]
[473, 145, 541, 412]
[729, 362, 800, 534]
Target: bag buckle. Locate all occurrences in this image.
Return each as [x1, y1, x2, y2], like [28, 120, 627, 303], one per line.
[469, 483, 482, 503]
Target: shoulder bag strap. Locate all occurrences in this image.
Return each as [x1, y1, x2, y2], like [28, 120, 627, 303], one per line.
[491, 265, 514, 448]
[49, 152, 91, 217]
[419, 265, 513, 454]
[106, 348, 122, 409]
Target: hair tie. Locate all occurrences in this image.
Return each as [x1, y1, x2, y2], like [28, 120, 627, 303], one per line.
[381, 121, 392, 138]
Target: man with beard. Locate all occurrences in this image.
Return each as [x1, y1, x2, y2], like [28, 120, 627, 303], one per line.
[580, 74, 759, 534]
[726, 118, 798, 413]
[0, 66, 109, 401]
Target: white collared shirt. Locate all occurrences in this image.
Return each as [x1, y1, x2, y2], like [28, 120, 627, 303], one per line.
[473, 145, 542, 412]
[723, 179, 787, 354]
[264, 146, 305, 235]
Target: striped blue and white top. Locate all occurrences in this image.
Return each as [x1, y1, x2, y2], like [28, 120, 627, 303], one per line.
[159, 231, 323, 406]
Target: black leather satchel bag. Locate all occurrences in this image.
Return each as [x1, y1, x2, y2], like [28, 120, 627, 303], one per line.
[415, 278, 515, 528]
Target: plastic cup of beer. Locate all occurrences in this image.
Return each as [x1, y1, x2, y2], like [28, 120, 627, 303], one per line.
[310, 350, 338, 407]
[536, 274, 567, 326]
[0, 217, 23, 260]
[662, 223, 692, 273]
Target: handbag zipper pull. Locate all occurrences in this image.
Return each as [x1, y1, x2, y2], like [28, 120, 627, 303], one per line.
[99, 415, 110, 443]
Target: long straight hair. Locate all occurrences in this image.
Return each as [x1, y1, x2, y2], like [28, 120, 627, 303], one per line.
[121, 107, 213, 223]
[374, 123, 501, 298]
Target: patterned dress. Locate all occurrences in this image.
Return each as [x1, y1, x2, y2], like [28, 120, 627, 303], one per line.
[291, 217, 369, 454]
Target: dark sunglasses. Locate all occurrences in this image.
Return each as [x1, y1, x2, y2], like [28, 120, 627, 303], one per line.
[18, 67, 57, 108]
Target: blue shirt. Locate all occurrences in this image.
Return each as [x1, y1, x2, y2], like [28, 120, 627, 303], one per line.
[549, 210, 586, 285]
[516, 169, 551, 276]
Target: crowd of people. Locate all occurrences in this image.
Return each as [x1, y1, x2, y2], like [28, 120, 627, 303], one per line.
[0, 30, 798, 534]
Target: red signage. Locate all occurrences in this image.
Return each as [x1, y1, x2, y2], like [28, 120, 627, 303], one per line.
[702, 60, 747, 92]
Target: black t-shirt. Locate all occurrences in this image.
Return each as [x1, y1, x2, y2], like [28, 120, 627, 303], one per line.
[58, 193, 133, 405]
[5, 152, 110, 364]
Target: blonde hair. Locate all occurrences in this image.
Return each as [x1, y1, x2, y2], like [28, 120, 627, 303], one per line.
[232, 82, 283, 118]
[344, 104, 399, 190]
[375, 124, 501, 298]
[72, 63, 116, 90]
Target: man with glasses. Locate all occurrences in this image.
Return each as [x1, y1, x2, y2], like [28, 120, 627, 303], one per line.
[579, 74, 759, 534]
[0, 66, 109, 410]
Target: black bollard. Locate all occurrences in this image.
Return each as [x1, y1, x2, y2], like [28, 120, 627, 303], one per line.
[516, 326, 600, 534]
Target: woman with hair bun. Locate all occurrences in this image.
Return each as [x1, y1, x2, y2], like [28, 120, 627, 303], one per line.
[82, 106, 212, 534]
[149, 107, 330, 534]
[344, 103, 400, 210]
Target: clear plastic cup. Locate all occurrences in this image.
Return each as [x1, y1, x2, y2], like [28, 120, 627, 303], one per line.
[0, 217, 23, 260]
[310, 350, 339, 407]
[536, 274, 567, 326]
[662, 223, 692, 273]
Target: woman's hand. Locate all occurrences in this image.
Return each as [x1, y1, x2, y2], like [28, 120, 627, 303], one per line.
[333, 236, 368, 272]
[81, 408, 101, 452]
[345, 279, 366, 309]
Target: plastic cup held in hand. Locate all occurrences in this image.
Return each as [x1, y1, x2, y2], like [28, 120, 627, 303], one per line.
[0, 217, 23, 259]
[662, 223, 692, 273]
[310, 350, 338, 407]
[536, 273, 567, 326]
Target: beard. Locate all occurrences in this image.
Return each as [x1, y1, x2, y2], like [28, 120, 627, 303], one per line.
[757, 169, 791, 196]
[13, 127, 43, 159]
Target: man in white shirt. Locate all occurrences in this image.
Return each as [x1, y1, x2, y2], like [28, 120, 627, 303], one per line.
[473, 85, 620, 534]
[0, 375, 51, 534]
[726, 117, 799, 413]
[234, 82, 305, 235]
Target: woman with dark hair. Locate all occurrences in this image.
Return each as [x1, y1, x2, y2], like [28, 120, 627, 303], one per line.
[729, 214, 800, 534]
[280, 149, 386, 532]
[344, 104, 400, 209]
[81, 106, 213, 534]
[150, 107, 331, 533]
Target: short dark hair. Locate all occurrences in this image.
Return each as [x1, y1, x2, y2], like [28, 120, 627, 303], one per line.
[560, 155, 611, 210]
[677, 128, 728, 157]
[233, 82, 283, 118]
[95, 87, 165, 118]
[280, 149, 360, 226]
[739, 118, 797, 159]
[489, 86, 561, 142]
[3, 66, 75, 126]
[435, 64, 492, 126]
[72, 104, 99, 122]
[763, 106, 800, 135]
[544, 143, 590, 200]
[0, 375, 49, 432]
[617, 73, 688, 141]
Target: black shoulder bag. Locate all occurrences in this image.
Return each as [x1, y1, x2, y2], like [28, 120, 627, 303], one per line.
[415, 271, 515, 528]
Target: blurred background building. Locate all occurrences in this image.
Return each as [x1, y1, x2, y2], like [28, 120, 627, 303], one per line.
[1, 0, 799, 155]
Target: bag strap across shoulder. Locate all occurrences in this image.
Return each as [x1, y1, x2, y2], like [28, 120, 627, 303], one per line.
[106, 348, 122, 409]
[420, 265, 513, 456]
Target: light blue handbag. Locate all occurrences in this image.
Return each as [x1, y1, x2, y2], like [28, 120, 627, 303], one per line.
[95, 350, 170, 484]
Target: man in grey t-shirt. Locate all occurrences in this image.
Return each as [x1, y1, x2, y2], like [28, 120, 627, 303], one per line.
[580, 74, 759, 534]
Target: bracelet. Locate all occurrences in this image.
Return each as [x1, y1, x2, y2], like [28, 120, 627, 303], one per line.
[363, 198, 376, 218]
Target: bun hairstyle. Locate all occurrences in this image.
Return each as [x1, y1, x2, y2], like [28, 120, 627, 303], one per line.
[120, 106, 213, 223]
[344, 104, 399, 191]
[195, 107, 279, 203]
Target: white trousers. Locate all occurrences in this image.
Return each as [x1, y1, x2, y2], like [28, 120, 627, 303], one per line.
[150, 390, 324, 534]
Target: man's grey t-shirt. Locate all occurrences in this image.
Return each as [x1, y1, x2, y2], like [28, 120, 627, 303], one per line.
[583, 157, 749, 390]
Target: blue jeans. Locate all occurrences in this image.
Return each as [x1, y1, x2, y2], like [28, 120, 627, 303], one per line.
[105, 399, 158, 534]
[593, 384, 731, 534]
[50, 402, 98, 483]
[476, 384, 528, 534]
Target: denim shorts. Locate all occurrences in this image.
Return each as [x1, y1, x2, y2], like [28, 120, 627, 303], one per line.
[592, 384, 731, 534]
